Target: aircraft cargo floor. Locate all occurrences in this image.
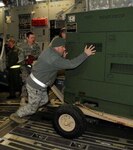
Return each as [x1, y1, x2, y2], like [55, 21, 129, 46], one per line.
[0, 94, 133, 150]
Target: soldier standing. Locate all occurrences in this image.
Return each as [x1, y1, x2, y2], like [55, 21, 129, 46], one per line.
[59, 27, 66, 39]
[18, 32, 41, 106]
[6, 38, 22, 99]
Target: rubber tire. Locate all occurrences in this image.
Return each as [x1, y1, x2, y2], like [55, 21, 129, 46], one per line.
[53, 104, 87, 139]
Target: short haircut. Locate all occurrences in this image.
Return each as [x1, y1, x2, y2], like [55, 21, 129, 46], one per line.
[26, 31, 34, 38]
[8, 38, 15, 44]
[59, 27, 66, 38]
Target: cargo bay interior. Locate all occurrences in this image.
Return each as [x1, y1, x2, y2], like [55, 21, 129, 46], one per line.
[0, 0, 133, 149]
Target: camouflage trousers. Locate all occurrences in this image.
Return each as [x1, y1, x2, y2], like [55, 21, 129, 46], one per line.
[17, 84, 48, 117]
[20, 66, 31, 98]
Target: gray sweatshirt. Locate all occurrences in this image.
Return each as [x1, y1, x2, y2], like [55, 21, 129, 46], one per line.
[27, 47, 88, 89]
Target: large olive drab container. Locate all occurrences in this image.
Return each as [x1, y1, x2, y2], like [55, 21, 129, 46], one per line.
[64, 7, 133, 119]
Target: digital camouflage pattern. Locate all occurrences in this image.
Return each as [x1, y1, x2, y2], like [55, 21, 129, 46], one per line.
[18, 42, 41, 97]
[17, 83, 48, 117]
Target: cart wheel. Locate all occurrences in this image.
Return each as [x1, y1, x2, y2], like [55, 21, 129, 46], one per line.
[53, 104, 86, 139]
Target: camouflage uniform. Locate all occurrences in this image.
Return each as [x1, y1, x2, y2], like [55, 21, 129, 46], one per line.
[18, 42, 41, 98]
[17, 83, 48, 117]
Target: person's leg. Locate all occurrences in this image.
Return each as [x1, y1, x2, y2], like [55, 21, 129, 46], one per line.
[7, 69, 16, 98]
[21, 69, 29, 96]
[10, 84, 47, 123]
[17, 84, 44, 117]
[20, 85, 28, 106]
[20, 67, 29, 105]
[38, 89, 48, 107]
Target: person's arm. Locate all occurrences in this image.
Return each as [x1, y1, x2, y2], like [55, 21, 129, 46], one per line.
[17, 48, 25, 65]
[53, 52, 88, 69]
[34, 43, 41, 59]
[53, 45, 96, 70]
[32, 43, 41, 66]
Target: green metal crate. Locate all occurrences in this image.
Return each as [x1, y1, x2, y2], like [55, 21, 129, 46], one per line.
[64, 7, 133, 119]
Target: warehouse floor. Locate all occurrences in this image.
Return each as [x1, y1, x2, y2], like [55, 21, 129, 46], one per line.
[0, 92, 133, 150]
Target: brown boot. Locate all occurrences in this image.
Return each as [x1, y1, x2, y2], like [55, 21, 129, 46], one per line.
[10, 113, 28, 124]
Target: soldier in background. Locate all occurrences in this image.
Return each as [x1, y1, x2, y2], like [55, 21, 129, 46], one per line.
[18, 32, 41, 106]
[6, 38, 21, 99]
[59, 27, 66, 39]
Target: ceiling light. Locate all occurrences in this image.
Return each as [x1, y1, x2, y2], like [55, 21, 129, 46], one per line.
[0, 2, 5, 7]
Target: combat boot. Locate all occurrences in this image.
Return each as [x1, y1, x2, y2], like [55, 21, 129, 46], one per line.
[10, 113, 28, 124]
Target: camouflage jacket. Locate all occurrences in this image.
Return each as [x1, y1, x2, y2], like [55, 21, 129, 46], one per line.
[18, 42, 41, 65]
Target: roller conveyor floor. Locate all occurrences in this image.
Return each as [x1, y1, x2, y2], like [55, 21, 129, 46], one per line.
[0, 94, 133, 150]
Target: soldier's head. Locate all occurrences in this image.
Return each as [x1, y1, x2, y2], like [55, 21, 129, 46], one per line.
[26, 31, 35, 45]
[8, 38, 15, 48]
[59, 27, 66, 39]
[49, 36, 66, 56]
